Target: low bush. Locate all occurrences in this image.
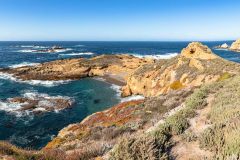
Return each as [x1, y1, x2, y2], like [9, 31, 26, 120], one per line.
[110, 134, 170, 160]
[181, 131, 197, 142]
[199, 76, 240, 159]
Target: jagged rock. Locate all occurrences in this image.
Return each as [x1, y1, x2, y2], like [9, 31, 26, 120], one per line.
[214, 43, 229, 49]
[121, 42, 240, 97]
[230, 39, 240, 52]
[4, 95, 74, 114]
[181, 42, 217, 59]
[0, 55, 153, 84]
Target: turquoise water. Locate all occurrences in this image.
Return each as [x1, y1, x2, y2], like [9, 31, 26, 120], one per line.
[0, 78, 120, 149]
[0, 41, 239, 149]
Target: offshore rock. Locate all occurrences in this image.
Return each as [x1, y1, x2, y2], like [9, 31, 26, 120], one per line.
[0, 55, 153, 84]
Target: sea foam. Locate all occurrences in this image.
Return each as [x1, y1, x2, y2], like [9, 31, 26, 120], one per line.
[131, 53, 178, 59]
[59, 52, 94, 57]
[0, 72, 71, 87]
[0, 90, 74, 116]
[18, 48, 72, 53]
[9, 62, 40, 68]
[110, 84, 145, 103]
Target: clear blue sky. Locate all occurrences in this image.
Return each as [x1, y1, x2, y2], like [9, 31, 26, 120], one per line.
[0, 0, 239, 41]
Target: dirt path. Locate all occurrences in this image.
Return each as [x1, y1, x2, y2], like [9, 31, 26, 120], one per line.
[170, 94, 214, 160]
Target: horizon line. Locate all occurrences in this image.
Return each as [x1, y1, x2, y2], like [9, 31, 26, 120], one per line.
[0, 39, 236, 42]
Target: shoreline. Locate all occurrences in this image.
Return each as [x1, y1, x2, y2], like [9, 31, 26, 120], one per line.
[100, 74, 127, 86]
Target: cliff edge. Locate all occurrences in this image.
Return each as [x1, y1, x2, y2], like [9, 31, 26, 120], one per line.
[230, 39, 240, 52]
[121, 42, 240, 97]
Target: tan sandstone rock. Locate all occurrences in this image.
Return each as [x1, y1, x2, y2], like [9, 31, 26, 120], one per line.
[181, 42, 217, 60]
[121, 42, 240, 97]
[0, 55, 153, 84]
[230, 39, 240, 52]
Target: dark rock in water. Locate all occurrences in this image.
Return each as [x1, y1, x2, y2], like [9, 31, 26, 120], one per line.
[93, 99, 101, 104]
[32, 45, 66, 53]
[52, 45, 64, 50]
[3, 95, 74, 115]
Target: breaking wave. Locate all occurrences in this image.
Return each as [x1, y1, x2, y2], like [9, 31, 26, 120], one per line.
[0, 90, 74, 116]
[0, 72, 71, 87]
[75, 45, 85, 47]
[9, 62, 40, 68]
[131, 53, 178, 59]
[59, 52, 94, 57]
[110, 84, 145, 103]
[18, 48, 72, 53]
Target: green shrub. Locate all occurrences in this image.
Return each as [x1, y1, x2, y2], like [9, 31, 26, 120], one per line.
[181, 131, 197, 142]
[217, 72, 232, 81]
[165, 113, 189, 135]
[199, 76, 240, 159]
[110, 135, 170, 160]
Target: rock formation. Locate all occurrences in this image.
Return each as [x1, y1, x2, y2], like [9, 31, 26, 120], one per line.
[0, 55, 153, 85]
[2, 95, 73, 114]
[121, 42, 240, 97]
[1, 42, 240, 160]
[230, 39, 240, 52]
[181, 42, 217, 60]
[214, 43, 229, 49]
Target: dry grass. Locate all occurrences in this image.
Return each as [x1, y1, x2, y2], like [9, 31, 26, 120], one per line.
[199, 76, 240, 159]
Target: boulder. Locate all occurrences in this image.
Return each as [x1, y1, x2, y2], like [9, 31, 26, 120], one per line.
[181, 42, 217, 59]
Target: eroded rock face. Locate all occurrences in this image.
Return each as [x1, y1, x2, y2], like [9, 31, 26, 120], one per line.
[181, 42, 217, 60]
[0, 55, 153, 83]
[230, 39, 240, 52]
[121, 42, 240, 97]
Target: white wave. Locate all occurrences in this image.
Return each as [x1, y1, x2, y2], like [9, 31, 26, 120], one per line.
[9, 62, 40, 68]
[20, 45, 34, 48]
[121, 95, 145, 103]
[59, 52, 94, 56]
[0, 101, 24, 112]
[131, 53, 179, 59]
[110, 84, 145, 102]
[18, 49, 36, 53]
[0, 72, 71, 87]
[93, 77, 106, 82]
[75, 45, 85, 47]
[54, 48, 72, 53]
[22, 91, 73, 101]
[32, 46, 48, 49]
[19, 45, 48, 49]
[18, 48, 72, 53]
[0, 90, 74, 116]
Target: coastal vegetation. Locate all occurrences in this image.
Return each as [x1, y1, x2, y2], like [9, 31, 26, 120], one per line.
[1, 41, 240, 159]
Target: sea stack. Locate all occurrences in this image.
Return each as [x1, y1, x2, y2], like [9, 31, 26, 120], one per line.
[230, 39, 240, 52]
[180, 42, 217, 59]
[215, 43, 229, 49]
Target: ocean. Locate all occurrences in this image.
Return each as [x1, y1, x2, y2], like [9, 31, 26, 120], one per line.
[0, 41, 239, 149]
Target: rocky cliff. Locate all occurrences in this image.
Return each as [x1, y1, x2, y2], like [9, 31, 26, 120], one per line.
[1, 42, 240, 160]
[230, 38, 240, 52]
[121, 42, 240, 97]
[42, 42, 240, 159]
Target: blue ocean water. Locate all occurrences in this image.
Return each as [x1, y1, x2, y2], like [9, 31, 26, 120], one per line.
[0, 41, 239, 149]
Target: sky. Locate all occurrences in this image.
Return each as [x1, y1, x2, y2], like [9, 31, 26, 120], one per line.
[0, 0, 240, 41]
